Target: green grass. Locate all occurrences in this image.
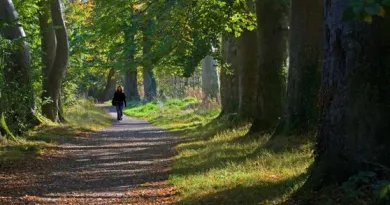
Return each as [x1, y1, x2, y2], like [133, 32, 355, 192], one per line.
[124, 97, 220, 131]
[170, 120, 313, 204]
[0, 139, 46, 161]
[0, 99, 111, 161]
[64, 99, 112, 130]
[123, 98, 314, 204]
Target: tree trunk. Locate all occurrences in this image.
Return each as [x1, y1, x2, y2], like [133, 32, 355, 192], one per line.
[39, 0, 57, 115]
[303, 0, 390, 190]
[0, 0, 38, 133]
[102, 68, 117, 101]
[142, 24, 157, 101]
[237, 29, 258, 120]
[273, 0, 323, 136]
[123, 18, 140, 102]
[124, 70, 140, 102]
[41, 0, 69, 122]
[250, 0, 288, 133]
[220, 32, 239, 117]
[142, 64, 157, 101]
[201, 55, 220, 101]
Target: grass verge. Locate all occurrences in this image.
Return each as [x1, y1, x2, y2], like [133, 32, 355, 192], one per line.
[123, 98, 314, 204]
[0, 99, 111, 161]
[170, 119, 313, 204]
[124, 97, 220, 131]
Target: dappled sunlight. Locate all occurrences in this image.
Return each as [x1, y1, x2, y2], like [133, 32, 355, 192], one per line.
[169, 121, 313, 204]
[0, 104, 179, 204]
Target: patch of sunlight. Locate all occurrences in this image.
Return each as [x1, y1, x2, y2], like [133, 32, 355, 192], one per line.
[169, 121, 314, 205]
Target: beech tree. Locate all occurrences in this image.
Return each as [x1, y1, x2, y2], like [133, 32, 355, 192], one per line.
[123, 15, 141, 102]
[237, 29, 258, 120]
[237, 1, 258, 120]
[219, 32, 239, 117]
[40, 0, 69, 122]
[250, 0, 288, 133]
[142, 20, 157, 101]
[101, 68, 117, 101]
[303, 0, 390, 190]
[273, 0, 323, 136]
[0, 0, 38, 133]
[201, 55, 219, 101]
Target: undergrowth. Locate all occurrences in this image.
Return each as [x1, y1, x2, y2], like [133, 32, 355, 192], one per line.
[123, 98, 314, 204]
[0, 99, 111, 161]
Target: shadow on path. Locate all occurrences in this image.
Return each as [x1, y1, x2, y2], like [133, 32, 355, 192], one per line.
[0, 105, 179, 204]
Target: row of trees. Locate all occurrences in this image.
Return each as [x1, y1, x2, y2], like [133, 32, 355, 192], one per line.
[1, 0, 390, 194]
[0, 0, 67, 134]
[67, 0, 390, 192]
[217, 0, 390, 192]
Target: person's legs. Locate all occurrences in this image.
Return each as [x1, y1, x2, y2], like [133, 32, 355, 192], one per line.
[119, 103, 124, 120]
[115, 104, 121, 120]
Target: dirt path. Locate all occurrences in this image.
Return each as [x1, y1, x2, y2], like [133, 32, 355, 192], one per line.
[0, 105, 179, 204]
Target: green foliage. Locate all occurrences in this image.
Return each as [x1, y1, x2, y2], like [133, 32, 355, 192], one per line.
[0, 113, 16, 141]
[344, 0, 388, 23]
[342, 171, 390, 203]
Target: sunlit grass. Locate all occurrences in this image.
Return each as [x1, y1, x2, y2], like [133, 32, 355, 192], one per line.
[0, 99, 111, 161]
[123, 97, 220, 131]
[123, 97, 314, 204]
[170, 120, 313, 204]
[65, 99, 112, 130]
[0, 139, 46, 161]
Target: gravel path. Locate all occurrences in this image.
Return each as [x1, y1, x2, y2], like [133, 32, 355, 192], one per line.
[0, 105, 179, 204]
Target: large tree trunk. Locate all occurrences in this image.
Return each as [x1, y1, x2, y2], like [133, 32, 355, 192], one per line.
[237, 29, 258, 120]
[41, 0, 69, 122]
[39, 0, 57, 114]
[124, 70, 140, 102]
[219, 33, 239, 117]
[201, 55, 220, 101]
[142, 23, 157, 102]
[101, 68, 117, 101]
[273, 0, 323, 136]
[0, 0, 38, 133]
[123, 18, 140, 102]
[250, 0, 288, 133]
[303, 0, 390, 190]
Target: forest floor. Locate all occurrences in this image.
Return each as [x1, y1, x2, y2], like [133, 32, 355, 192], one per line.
[0, 105, 179, 204]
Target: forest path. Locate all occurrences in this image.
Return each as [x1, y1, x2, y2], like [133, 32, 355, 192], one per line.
[0, 105, 179, 204]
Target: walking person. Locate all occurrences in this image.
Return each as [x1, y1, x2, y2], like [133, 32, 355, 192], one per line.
[112, 86, 127, 121]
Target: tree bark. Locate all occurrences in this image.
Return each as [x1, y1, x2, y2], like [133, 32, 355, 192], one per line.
[142, 22, 157, 101]
[0, 0, 38, 133]
[220, 32, 239, 117]
[250, 0, 288, 133]
[101, 68, 117, 101]
[273, 0, 323, 136]
[201, 55, 220, 101]
[41, 0, 69, 122]
[303, 0, 390, 190]
[122, 17, 140, 102]
[237, 29, 258, 120]
[124, 70, 140, 102]
[39, 0, 57, 116]
[39, 1, 56, 80]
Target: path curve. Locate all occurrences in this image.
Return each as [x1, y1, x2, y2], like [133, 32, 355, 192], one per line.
[0, 105, 178, 204]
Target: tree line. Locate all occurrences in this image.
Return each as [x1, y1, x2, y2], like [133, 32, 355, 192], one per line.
[1, 0, 390, 195]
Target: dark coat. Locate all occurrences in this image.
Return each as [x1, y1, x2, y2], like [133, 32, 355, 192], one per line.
[112, 91, 127, 106]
